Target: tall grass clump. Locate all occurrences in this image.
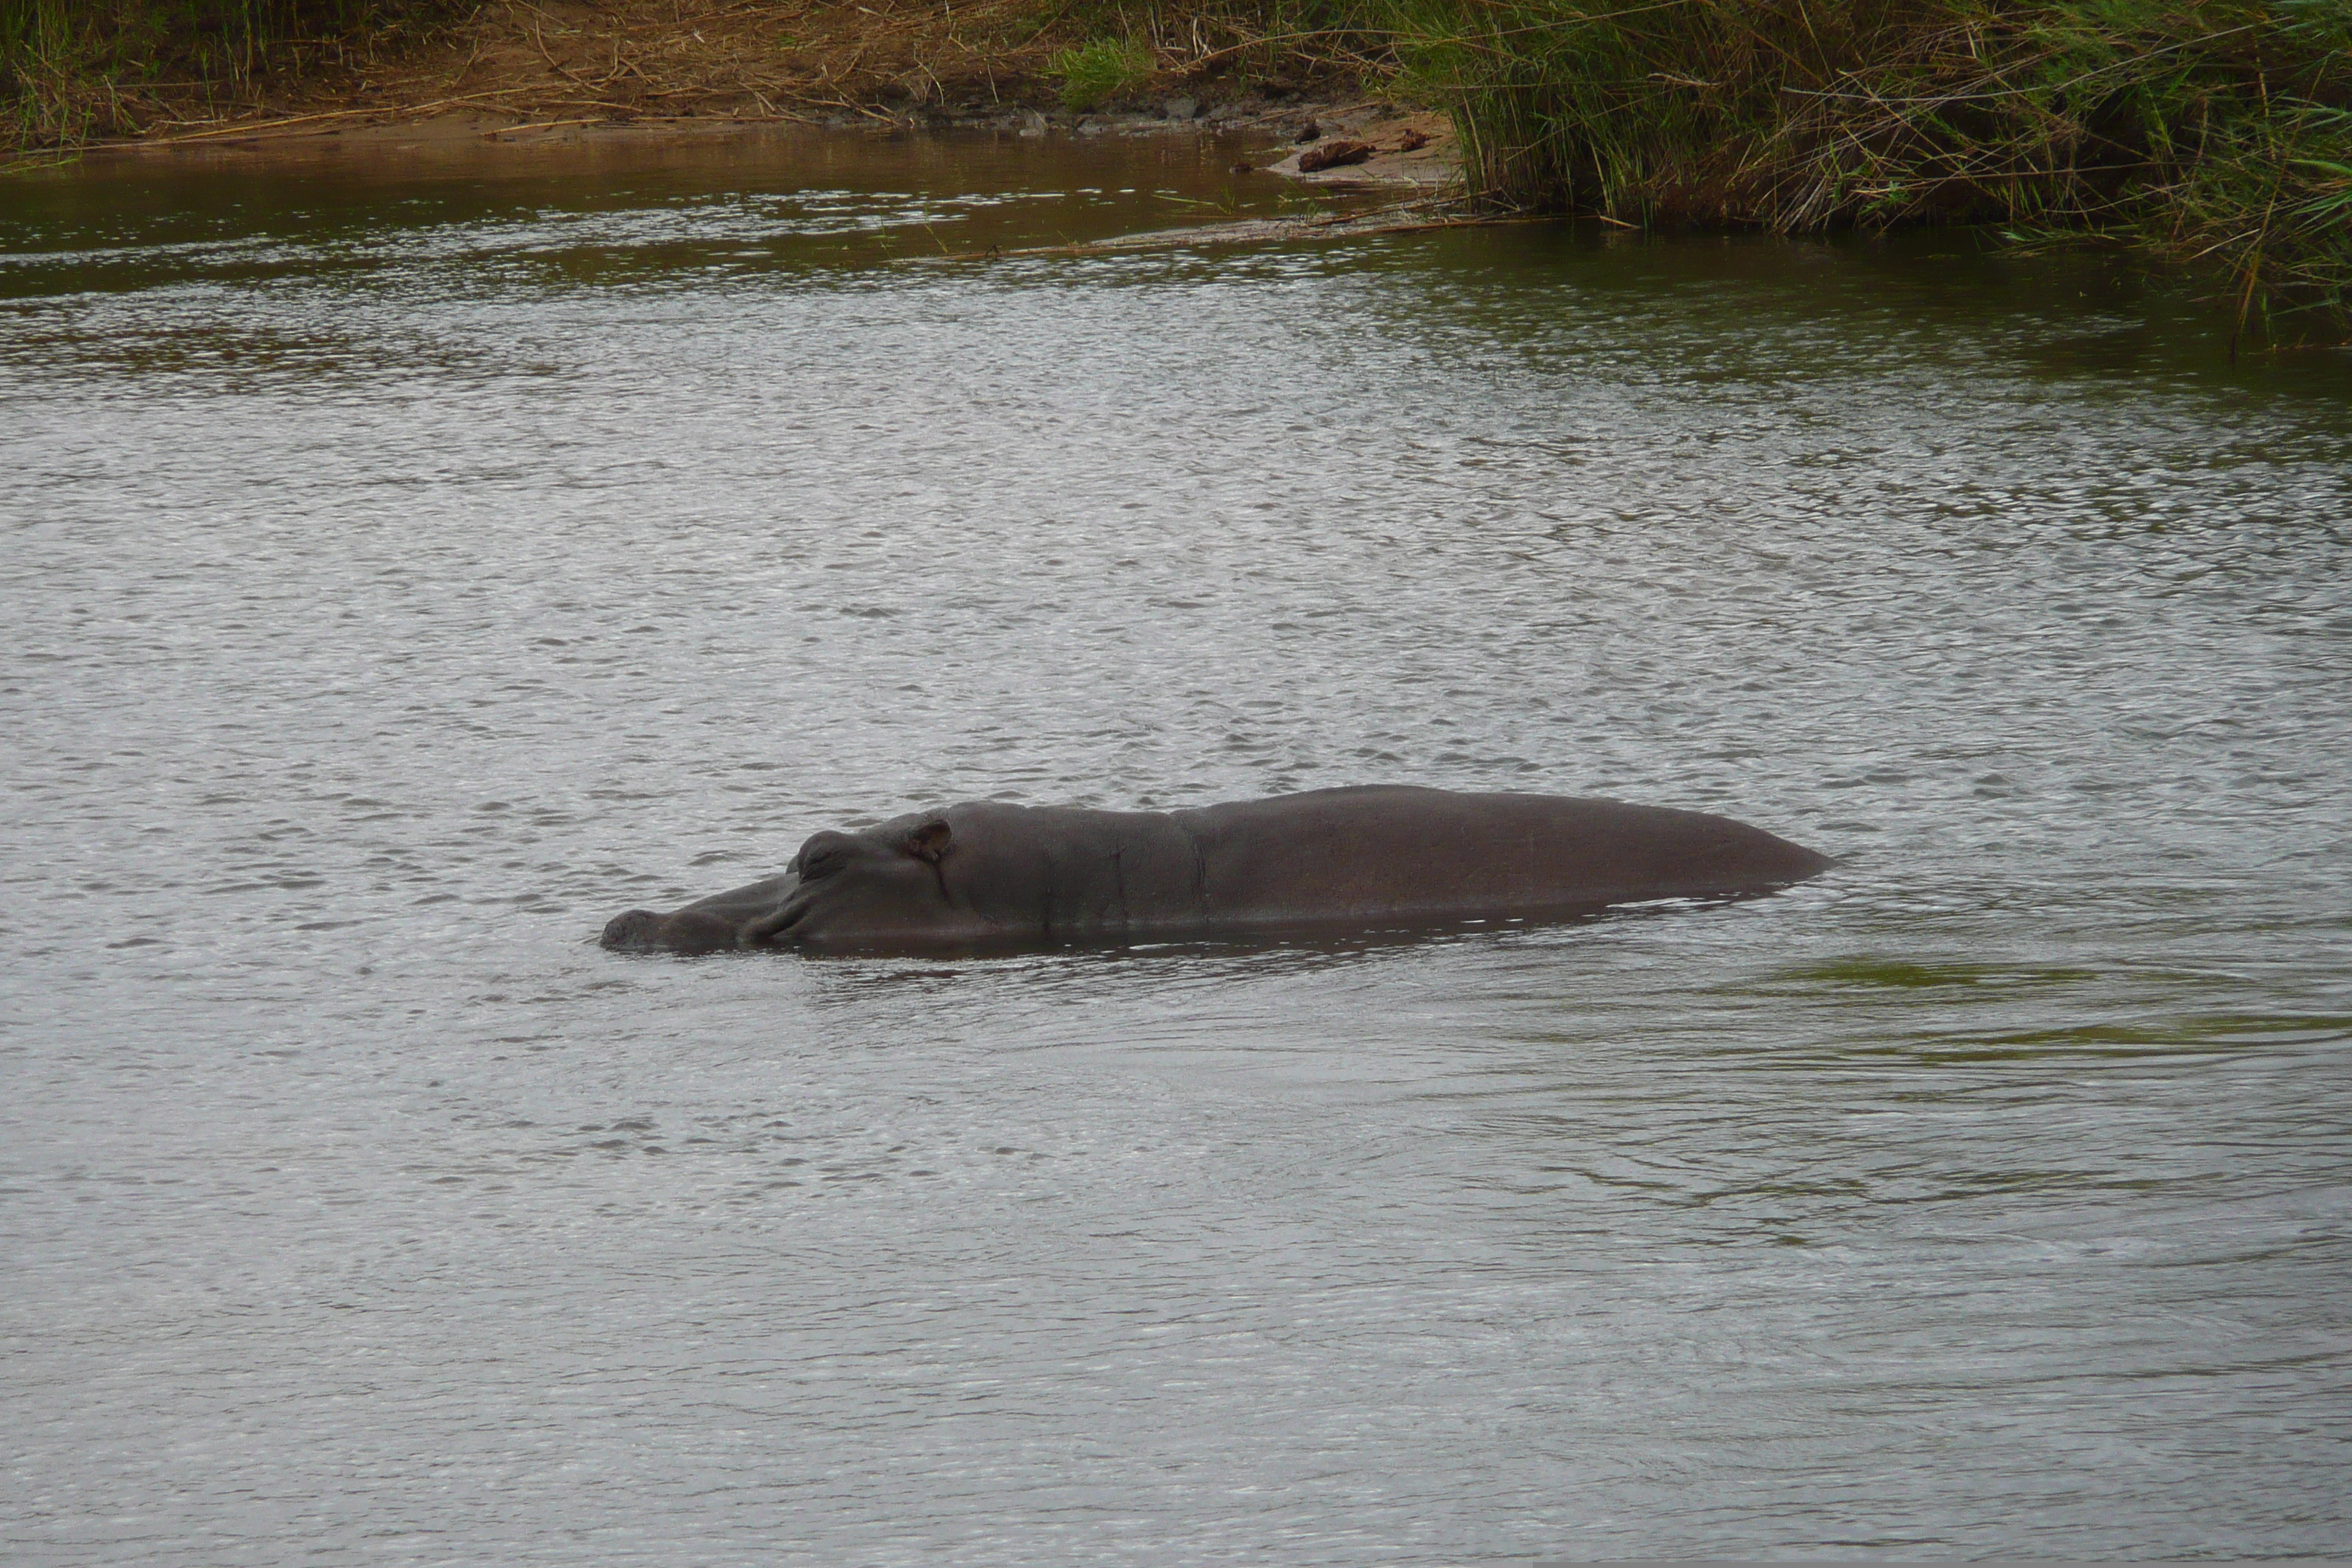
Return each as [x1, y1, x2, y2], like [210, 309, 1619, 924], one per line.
[3, 0, 450, 147]
[1039, 0, 1395, 99]
[1394, 0, 2352, 328]
[1052, 36, 1157, 108]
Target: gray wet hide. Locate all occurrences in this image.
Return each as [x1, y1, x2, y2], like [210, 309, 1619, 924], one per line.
[600, 785, 1832, 956]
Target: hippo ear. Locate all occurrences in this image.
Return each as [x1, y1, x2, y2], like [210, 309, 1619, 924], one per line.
[903, 817, 953, 864]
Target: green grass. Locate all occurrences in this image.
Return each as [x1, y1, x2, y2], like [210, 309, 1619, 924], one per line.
[1050, 36, 1158, 109]
[1041, 0, 1388, 103]
[1389, 0, 2352, 333]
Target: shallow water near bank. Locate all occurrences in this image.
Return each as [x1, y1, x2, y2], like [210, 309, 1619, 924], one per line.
[4, 129, 2349, 1564]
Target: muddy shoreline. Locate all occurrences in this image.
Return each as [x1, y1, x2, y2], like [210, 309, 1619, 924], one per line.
[81, 95, 1458, 197]
[45, 94, 1477, 260]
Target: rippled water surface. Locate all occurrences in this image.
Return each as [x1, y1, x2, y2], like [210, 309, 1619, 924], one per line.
[4, 129, 2350, 1564]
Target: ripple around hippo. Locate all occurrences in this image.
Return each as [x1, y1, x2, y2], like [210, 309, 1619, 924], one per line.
[600, 785, 1833, 957]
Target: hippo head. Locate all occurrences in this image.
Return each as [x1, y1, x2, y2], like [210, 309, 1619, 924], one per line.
[742, 813, 984, 951]
[600, 813, 990, 954]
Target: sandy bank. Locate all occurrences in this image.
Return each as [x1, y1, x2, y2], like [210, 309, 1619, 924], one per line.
[95, 92, 1453, 184]
[78, 82, 1460, 206]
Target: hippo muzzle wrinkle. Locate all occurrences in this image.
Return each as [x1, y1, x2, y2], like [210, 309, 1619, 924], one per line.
[739, 896, 812, 948]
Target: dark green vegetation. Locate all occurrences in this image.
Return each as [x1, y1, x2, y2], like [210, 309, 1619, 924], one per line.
[1, 0, 451, 146]
[1395, 0, 2351, 333]
[8, 0, 2346, 328]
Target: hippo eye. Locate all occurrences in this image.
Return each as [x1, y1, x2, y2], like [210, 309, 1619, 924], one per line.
[794, 834, 853, 881]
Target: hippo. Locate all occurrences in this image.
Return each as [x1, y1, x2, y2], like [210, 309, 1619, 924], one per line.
[599, 785, 1831, 957]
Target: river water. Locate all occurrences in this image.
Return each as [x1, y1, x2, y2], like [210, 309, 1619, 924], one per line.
[4, 127, 2348, 1564]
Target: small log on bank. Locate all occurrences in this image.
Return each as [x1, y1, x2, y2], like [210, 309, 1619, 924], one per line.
[1297, 140, 1374, 173]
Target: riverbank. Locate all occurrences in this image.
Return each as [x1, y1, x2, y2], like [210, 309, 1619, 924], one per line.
[1, 0, 1382, 151]
[7, 0, 2346, 335]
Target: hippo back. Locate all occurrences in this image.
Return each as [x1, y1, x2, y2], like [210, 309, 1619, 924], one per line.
[1172, 785, 1827, 933]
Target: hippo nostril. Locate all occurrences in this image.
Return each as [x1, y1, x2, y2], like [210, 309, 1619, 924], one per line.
[600, 910, 664, 950]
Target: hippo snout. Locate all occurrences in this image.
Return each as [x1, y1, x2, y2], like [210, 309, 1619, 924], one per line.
[600, 909, 668, 950]
[600, 905, 759, 953]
